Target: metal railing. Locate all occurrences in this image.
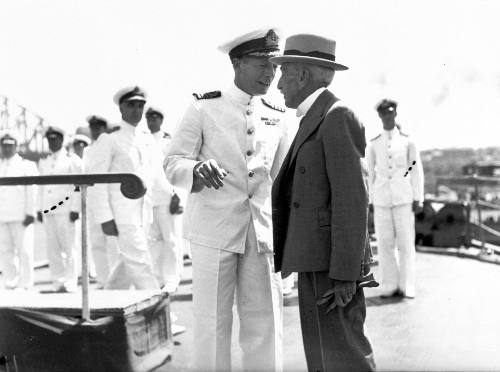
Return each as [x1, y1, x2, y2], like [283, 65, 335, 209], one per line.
[0, 173, 146, 321]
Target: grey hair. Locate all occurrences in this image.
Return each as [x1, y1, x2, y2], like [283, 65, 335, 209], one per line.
[298, 63, 335, 88]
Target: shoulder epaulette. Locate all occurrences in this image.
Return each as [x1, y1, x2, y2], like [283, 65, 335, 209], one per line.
[192, 91, 222, 100]
[370, 134, 382, 142]
[108, 126, 120, 133]
[163, 132, 171, 139]
[399, 131, 409, 137]
[261, 98, 285, 112]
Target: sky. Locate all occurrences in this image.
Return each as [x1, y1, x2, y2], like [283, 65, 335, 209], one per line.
[1, 0, 500, 150]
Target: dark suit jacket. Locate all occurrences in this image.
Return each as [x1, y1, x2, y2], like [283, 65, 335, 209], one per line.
[272, 89, 372, 281]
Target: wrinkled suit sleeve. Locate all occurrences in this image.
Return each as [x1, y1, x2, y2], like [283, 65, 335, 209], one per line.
[87, 135, 114, 224]
[408, 140, 424, 202]
[321, 106, 368, 281]
[164, 102, 203, 191]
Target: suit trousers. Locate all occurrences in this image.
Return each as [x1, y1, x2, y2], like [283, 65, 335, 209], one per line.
[298, 272, 376, 372]
[374, 204, 416, 296]
[191, 222, 283, 372]
[105, 224, 159, 290]
[44, 214, 77, 290]
[148, 205, 183, 290]
[0, 222, 34, 288]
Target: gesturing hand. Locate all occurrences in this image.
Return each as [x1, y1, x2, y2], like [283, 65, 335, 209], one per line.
[193, 159, 228, 191]
[23, 215, 35, 227]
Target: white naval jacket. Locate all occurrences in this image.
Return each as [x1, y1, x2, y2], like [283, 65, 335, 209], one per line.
[366, 128, 424, 207]
[165, 84, 292, 253]
[37, 149, 82, 215]
[87, 121, 172, 226]
[151, 130, 176, 207]
[0, 154, 38, 222]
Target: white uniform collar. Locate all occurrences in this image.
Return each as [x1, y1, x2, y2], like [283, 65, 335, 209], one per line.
[51, 148, 67, 158]
[383, 128, 397, 139]
[0, 153, 20, 163]
[120, 120, 142, 134]
[226, 82, 255, 106]
[296, 87, 327, 117]
[152, 130, 165, 140]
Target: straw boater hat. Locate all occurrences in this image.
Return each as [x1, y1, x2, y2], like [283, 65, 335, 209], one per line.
[270, 34, 348, 71]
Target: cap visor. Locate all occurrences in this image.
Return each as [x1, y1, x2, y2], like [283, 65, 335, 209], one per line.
[123, 95, 146, 103]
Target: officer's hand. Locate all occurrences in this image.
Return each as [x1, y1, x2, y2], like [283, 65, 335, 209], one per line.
[101, 220, 118, 236]
[169, 193, 184, 215]
[69, 211, 80, 222]
[368, 203, 374, 213]
[332, 280, 356, 307]
[37, 211, 44, 223]
[23, 215, 35, 227]
[412, 200, 423, 213]
[193, 159, 228, 190]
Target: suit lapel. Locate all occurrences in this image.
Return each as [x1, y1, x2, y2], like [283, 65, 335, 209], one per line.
[288, 90, 338, 168]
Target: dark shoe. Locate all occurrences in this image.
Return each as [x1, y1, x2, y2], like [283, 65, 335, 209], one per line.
[380, 289, 404, 298]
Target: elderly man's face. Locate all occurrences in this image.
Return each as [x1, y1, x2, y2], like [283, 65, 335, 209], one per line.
[277, 63, 301, 109]
[120, 100, 145, 126]
[234, 56, 277, 96]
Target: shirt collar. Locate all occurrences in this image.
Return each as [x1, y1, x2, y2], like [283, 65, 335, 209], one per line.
[226, 82, 255, 106]
[296, 87, 327, 117]
[383, 128, 396, 139]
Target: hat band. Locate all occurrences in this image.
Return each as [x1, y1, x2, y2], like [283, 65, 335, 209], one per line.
[283, 49, 336, 61]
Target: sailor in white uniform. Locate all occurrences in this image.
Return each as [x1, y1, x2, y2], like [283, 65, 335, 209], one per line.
[367, 98, 424, 298]
[165, 28, 292, 372]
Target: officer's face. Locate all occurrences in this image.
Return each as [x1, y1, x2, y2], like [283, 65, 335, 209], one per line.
[89, 125, 107, 141]
[234, 56, 276, 96]
[73, 141, 88, 158]
[0, 143, 16, 158]
[120, 100, 145, 126]
[47, 135, 63, 152]
[145, 111, 163, 133]
[277, 63, 302, 109]
[378, 108, 397, 129]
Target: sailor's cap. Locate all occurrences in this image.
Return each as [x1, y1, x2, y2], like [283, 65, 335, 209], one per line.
[0, 130, 19, 145]
[113, 86, 147, 105]
[145, 105, 165, 118]
[218, 28, 282, 59]
[45, 126, 65, 138]
[86, 115, 109, 127]
[72, 134, 91, 146]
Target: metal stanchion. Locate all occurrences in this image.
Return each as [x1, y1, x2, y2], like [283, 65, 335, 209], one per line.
[473, 175, 493, 256]
[80, 185, 90, 321]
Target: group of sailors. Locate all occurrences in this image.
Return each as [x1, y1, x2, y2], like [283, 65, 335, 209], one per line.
[0, 89, 186, 297]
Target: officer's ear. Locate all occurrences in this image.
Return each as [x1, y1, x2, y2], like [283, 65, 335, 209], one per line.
[231, 56, 242, 72]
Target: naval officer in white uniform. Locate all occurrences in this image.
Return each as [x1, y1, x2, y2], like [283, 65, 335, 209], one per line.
[165, 28, 291, 372]
[0, 131, 38, 289]
[88, 86, 171, 290]
[37, 126, 82, 292]
[367, 98, 424, 298]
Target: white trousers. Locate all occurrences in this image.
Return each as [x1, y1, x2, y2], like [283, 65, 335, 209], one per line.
[0, 222, 34, 288]
[44, 214, 77, 289]
[374, 203, 416, 296]
[148, 205, 183, 290]
[105, 224, 159, 290]
[191, 223, 283, 372]
[88, 222, 119, 286]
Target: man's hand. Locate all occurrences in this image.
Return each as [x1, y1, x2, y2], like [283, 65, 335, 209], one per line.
[37, 211, 44, 223]
[69, 212, 79, 222]
[23, 215, 35, 227]
[101, 219, 118, 236]
[412, 200, 423, 213]
[192, 159, 228, 191]
[368, 203, 374, 213]
[169, 193, 184, 215]
[317, 280, 357, 314]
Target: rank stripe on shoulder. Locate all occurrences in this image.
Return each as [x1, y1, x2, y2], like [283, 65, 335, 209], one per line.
[192, 91, 222, 100]
[261, 98, 285, 112]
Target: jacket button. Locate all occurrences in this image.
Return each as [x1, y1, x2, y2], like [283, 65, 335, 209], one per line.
[249, 194, 253, 199]
[246, 150, 253, 156]
[247, 128, 254, 135]
[246, 110, 252, 115]
[248, 171, 254, 177]
[299, 166, 305, 174]
[293, 202, 300, 208]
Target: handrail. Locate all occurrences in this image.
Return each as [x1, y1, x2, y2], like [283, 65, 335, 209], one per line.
[0, 173, 147, 199]
[0, 173, 147, 321]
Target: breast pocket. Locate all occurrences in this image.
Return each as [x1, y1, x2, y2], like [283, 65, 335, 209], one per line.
[393, 146, 408, 167]
[256, 126, 281, 167]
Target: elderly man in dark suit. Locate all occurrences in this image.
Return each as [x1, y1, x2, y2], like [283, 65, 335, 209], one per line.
[270, 34, 376, 371]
